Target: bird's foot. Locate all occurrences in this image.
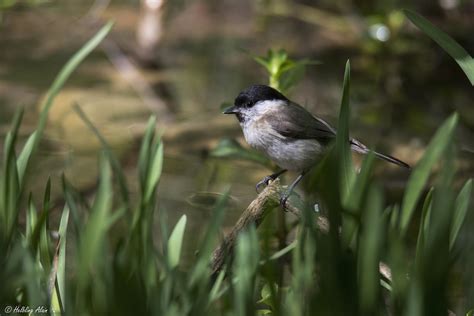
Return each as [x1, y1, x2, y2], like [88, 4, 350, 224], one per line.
[279, 194, 289, 210]
[256, 175, 274, 193]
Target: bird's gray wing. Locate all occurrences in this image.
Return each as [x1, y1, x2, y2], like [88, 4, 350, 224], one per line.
[269, 101, 336, 143]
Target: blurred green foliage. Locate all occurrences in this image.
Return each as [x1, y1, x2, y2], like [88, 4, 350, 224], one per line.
[0, 10, 473, 316]
[0, 0, 47, 10]
[252, 49, 319, 93]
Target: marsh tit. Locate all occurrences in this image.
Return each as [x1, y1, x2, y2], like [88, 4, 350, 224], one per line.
[223, 84, 410, 207]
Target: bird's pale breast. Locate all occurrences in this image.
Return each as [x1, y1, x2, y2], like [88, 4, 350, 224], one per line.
[241, 113, 324, 171]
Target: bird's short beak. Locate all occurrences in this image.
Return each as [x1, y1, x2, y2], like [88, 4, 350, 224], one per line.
[223, 105, 238, 114]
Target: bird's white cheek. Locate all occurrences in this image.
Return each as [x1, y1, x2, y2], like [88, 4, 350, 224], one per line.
[241, 123, 257, 147]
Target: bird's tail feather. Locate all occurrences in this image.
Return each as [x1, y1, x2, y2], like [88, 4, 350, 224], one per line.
[350, 139, 410, 169]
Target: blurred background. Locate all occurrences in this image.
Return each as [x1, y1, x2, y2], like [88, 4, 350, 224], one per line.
[0, 0, 473, 256]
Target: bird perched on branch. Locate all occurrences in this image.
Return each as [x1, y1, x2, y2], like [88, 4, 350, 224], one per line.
[223, 84, 409, 207]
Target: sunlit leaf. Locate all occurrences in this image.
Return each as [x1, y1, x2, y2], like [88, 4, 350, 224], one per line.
[167, 215, 187, 269]
[51, 206, 69, 313]
[144, 140, 163, 203]
[138, 116, 156, 191]
[17, 131, 37, 188]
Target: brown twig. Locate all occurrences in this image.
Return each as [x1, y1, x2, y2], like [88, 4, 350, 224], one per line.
[210, 179, 329, 278]
[209, 179, 391, 285]
[210, 180, 281, 277]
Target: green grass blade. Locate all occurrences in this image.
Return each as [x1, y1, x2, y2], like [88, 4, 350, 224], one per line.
[105, 206, 126, 230]
[25, 193, 37, 240]
[404, 281, 423, 316]
[233, 225, 259, 316]
[89, 154, 113, 235]
[449, 179, 472, 250]
[138, 116, 156, 190]
[16, 131, 37, 188]
[19, 242, 47, 306]
[6, 156, 19, 229]
[43, 176, 51, 210]
[341, 152, 375, 248]
[39, 177, 52, 272]
[358, 185, 384, 313]
[6, 107, 24, 145]
[78, 153, 113, 283]
[8, 23, 114, 219]
[30, 202, 51, 260]
[400, 113, 458, 235]
[209, 268, 227, 302]
[414, 187, 433, 268]
[73, 155, 113, 313]
[144, 140, 163, 203]
[336, 60, 355, 201]
[268, 240, 297, 261]
[51, 206, 69, 313]
[1, 108, 22, 239]
[34, 21, 114, 151]
[61, 174, 83, 242]
[57, 206, 69, 308]
[189, 191, 228, 287]
[344, 151, 375, 210]
[73, 104, 130, 208]
[167, 215, 187, 269]
[404, 10, 474, 85]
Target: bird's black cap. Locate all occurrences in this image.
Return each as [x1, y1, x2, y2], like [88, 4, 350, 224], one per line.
[234, 85, 288, 109]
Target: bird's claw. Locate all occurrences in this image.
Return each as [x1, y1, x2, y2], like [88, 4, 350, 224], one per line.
[279, 194, 289, 210]
[255, 176, 273, 193]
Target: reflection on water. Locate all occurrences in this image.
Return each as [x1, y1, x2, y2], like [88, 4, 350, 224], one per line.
[186, 192, 238, 210]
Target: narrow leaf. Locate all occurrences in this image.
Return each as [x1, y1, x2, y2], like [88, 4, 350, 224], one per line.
[414, 188, 433, 268]
[167, 215, 187, 269]
[400, 113, 458, 235]
[138, 116, 156, 190]
[358, 185, 384, 313]
[336, 60, 355, 201]
[35, 22, 114, 144]
[144, 141, 163, 203]
[449, 179, 472, 250]
[57, 206, 69, 308]
[73, 104, 130, 208]
[51, 206, 69, 313]
[16, 131, 37, 188]
[404, 9, 474, 85]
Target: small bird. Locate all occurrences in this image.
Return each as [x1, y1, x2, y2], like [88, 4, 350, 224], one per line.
[223, 84, 410, 207]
